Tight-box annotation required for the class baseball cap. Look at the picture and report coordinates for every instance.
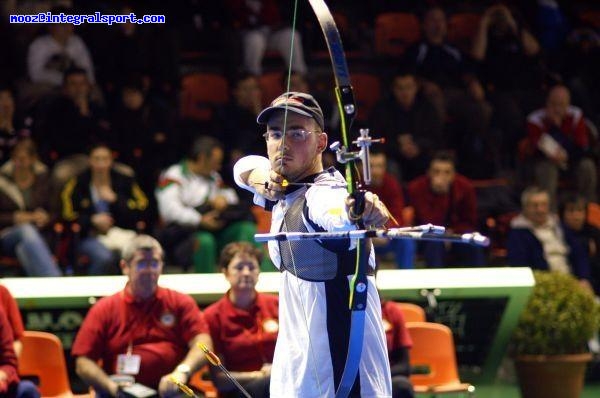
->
[257,92,324,130]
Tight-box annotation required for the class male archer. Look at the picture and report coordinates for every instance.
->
[233,92,393,397]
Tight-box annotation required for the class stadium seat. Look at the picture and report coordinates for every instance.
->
[19,330,91,397]
[374,13,421,57]
[407,322,476,397]
[180,73,229,121]
[397,302,426,323]
[188,365,218,398]
[447,13,481,52]
[351,73,381,122]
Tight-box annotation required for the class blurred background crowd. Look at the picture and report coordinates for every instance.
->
[0,0,599,295]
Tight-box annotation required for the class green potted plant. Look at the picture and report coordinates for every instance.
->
[511,270,600,398]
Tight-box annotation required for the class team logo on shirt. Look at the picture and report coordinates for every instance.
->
[263,318,279,333]
[382,318,392,332]
[160,312,176,327]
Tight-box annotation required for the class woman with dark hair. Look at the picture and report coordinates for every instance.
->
[60,142,149,274]
[560,192,600,295]
[203,242,279,397]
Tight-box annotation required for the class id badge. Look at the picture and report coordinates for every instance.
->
[117,353,141,375]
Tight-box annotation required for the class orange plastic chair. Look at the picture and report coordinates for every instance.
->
[397,303,426,323]
[351,73,381,122]
[19,331,91,398]
[180,73,229,121]
[258,72,284,107]
[374,13,421,57]
[447,13,481,52]
[188,365,218,398]
[579,10,600,29]
[407,322,475,397]
[251,205,272,234]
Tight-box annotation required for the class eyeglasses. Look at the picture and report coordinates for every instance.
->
[262,129,319,143]
[134,259,162,270]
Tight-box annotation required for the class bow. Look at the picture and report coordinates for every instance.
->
[270,3,490,397]
[305,1,369,396]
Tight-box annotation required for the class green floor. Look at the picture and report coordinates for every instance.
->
[415,382,600,397]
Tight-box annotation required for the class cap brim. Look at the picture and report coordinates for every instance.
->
[256,106,314,125]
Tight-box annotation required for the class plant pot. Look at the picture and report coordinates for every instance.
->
[514,353,592,398]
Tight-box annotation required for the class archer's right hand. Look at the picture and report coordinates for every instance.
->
[248,168,286,201]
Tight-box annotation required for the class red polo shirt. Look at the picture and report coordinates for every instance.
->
[203,292,279,372]
[0,285,24,341]
[71,286,208,389]
[0,306,19,394]
[407,174,477,233]
[371,173,406,227]
[381,300,413,354]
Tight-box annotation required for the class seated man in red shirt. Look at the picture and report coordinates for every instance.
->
[0,285,24,358]
[369,151,415,268]
[0,306,39,398]
[381,300,415,398]
[203,242,278,398]
[71,234,213,397]
[408,151,485,267]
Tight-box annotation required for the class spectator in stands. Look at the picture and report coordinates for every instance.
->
[110,77,174,195]
[215,73,265,172]
[507,186,593,292]
[524,84,596,204]
[368,68,443,181]
[224,0,308,76]
[35,67,110,166]
[60,143,149,275]
[381,300,415,398]
[155,136,257,273]
[26,6,95,88]
[0,284,24,358]
[559,192,600,295]
[404,5,495,179]
[72,235,212,397]
[472,3,543,167]
[561,28,600,129]
[0,306,39,398]
[284,71,335,133]
[472,4,542,91]
[93,5,179,100]
[0,139,61,276]
[408,151,484,267]
[204,242,278,397]
[0,86,32,165]
[369,151,415,268]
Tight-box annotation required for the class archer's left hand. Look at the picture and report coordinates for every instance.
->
[346,192,390,228]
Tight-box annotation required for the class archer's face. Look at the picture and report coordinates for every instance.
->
[265,111,327,182]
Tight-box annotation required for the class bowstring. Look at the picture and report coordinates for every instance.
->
[279,0,324,396]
